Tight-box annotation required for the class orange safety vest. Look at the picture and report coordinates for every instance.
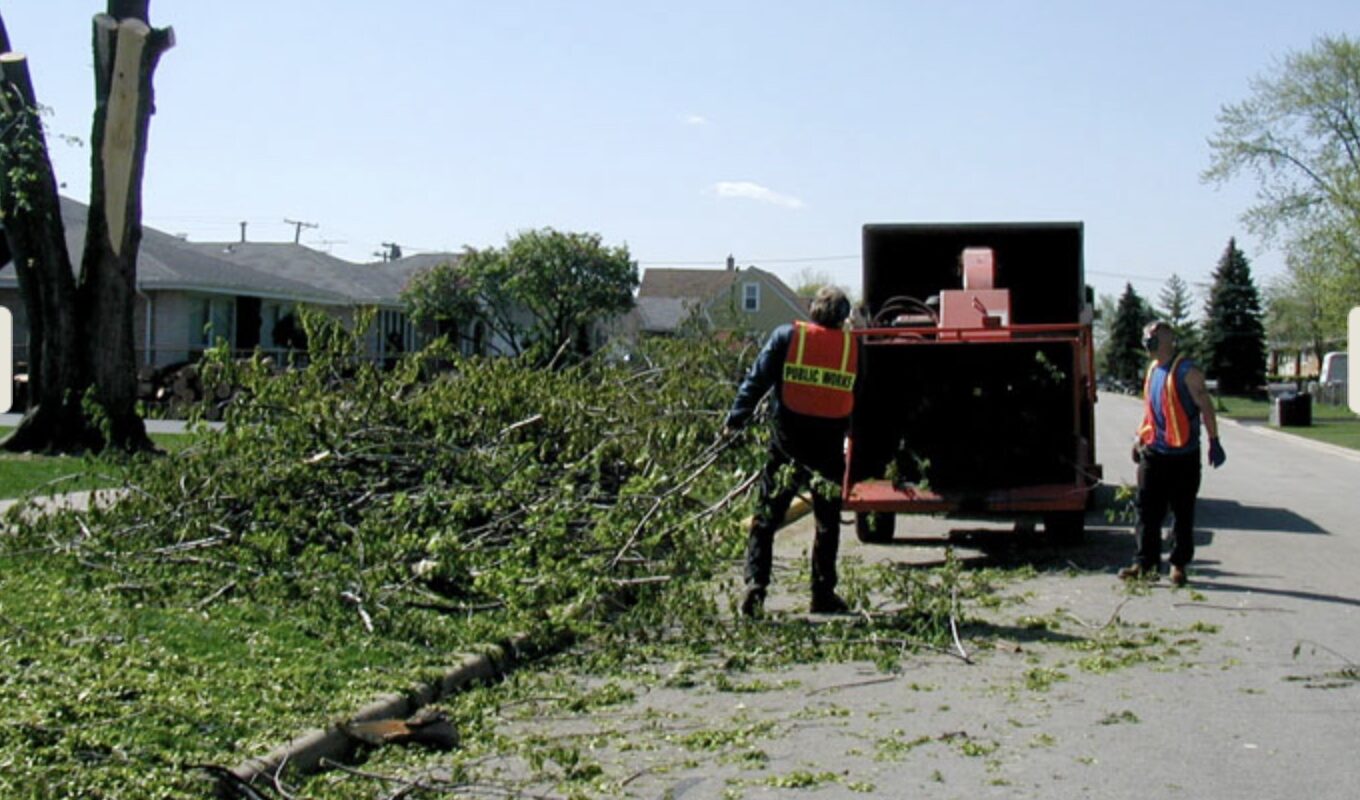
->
[1138,356,1192,448]
[781,321,857,418]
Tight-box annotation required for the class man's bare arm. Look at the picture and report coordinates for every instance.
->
[1184,367,1219,439]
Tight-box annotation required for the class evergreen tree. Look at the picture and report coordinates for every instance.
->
[1158,274,1202,363]
[1103,282,1156,387]
[1203,238,1267,395]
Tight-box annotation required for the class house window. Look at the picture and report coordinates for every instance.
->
[743,282,760,312]
[471,320,486,356]
[261,302,294,351]
[190,296,235,349]
[378,309,414,360]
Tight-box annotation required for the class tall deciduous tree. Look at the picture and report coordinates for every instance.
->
[791,267,832,299]
[1266,237,1347,374]
[1203,34,1360,347]
[400,259,480,347]
[1092,291,1118,356]
[1102,282,1156,386]
[0,3,173,453]
[1203,239,1267,395]
[402,229,637,364]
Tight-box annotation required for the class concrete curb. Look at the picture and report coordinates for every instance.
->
[224,498,810,790]
[229,631,540,787]
[1220,415,1360,463]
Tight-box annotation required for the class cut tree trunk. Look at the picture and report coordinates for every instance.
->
[0,52,94,452]
[0,4,173,454]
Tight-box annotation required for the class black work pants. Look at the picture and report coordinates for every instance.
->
[1134,450,1201,569]
[744,439,843,596]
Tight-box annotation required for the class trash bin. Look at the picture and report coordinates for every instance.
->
[1270,393,1312,427]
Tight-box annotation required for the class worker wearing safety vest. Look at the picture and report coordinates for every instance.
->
[723,286,857,617]
[1119,320,1226,587]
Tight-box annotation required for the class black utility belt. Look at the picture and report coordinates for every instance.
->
[1142,448,1199,461]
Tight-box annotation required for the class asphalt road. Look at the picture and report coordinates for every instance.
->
[442,392,1360,799]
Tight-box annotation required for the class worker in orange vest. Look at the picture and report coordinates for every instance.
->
[1119,320,1226,587]
[723,286,857,617]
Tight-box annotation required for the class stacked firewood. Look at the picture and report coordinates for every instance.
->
[138,362,236,420]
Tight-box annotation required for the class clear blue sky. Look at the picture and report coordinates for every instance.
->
[6,1,1360,308]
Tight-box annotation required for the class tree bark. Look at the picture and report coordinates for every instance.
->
[0,52,94,452]
[0,4,172,453]
[82,12,172,451]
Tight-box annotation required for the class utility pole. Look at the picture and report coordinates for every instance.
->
[283,218,318,244]
[239,221,247,243]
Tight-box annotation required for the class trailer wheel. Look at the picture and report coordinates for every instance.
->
[1043,511,1085,545]
[856,512,896,544]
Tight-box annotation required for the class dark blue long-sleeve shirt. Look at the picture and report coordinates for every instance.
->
[726,324,850,457]
[725,324,794,431]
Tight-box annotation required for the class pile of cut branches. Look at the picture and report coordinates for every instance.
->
[7,313,765,643]
[0,315,988,797]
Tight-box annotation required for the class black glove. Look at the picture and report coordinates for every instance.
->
[1208,437,1226,468]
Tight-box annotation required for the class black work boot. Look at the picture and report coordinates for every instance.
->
[809,591,850,614]
[740,587,766,619]
[1117,563,1159,582]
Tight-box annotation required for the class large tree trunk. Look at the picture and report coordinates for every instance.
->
[0,3,172,454]
[0,51,94,452]
[82,8,173,450]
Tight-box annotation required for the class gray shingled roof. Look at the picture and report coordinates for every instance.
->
[180,242,389,304]
[366,251,464,302]
[1,197,463,307]
[1,198,346,303]
[637,268,739,300]
[638,265,806,316]
[635,296,696,332]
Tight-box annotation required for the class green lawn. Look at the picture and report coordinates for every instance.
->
[0,551,487,799]
[0,430,192,499]
[1215,395,1360,450]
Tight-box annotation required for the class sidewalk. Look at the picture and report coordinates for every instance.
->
[0,488,125,519]
[0,413,219,434]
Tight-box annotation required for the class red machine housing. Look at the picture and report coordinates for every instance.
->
[845,223,1100,542]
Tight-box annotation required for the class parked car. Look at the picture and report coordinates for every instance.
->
[1320,351,1348,387]
[1318,351,1349,407]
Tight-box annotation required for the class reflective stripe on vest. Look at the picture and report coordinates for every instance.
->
[781,321,857,418]
[1138,356,1192,448]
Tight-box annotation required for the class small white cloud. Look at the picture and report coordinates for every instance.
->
[712,181,805,209]
[682,113,709,126]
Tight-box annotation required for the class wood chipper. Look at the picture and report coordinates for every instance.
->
[844,222,1100,543]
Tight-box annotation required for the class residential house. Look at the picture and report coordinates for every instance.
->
[176,240,444,365]
[627,256,809,338]
[1267,341,1344,380]
[0,197,484,380]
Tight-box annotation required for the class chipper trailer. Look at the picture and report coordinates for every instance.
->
[844,222,1100,543]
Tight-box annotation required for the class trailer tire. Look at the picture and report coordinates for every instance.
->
[855,512,896,544]
[1043,511,1085,545]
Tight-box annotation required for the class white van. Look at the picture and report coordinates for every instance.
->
[1318,352,1349,407]
[1320,352,1348,386]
